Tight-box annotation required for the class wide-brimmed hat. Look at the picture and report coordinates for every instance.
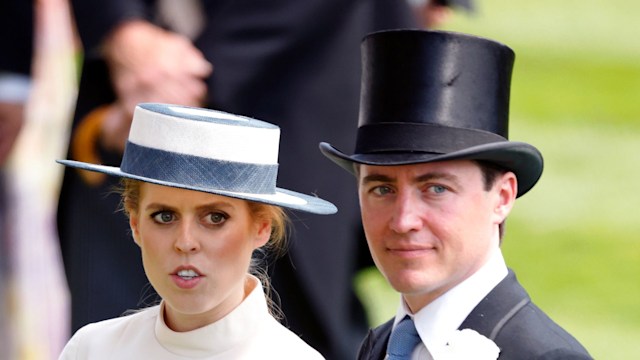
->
[58,103,337,214]
[319,30,543,197]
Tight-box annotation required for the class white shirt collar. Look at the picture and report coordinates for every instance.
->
[392,249,508,359]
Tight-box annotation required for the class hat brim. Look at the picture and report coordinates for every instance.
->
[319,141,543,197]
[57,160,337,215]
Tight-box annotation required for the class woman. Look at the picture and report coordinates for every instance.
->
[57,103,336,359]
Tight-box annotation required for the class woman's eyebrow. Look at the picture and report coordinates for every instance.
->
[194,201,234,213]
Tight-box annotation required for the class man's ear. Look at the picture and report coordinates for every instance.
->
[129,212,141,247]
[493,172,517,224]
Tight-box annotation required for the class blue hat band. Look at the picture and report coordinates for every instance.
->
[121,142,278,194]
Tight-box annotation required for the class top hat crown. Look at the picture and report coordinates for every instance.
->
[320,30,543,197]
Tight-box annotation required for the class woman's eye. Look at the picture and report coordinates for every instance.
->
[207,212,228,225]
[152,211,174,224]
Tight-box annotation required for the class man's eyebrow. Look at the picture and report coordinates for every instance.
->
[415,172,459,184]
[361,173,395,184]
[361,171,461,185]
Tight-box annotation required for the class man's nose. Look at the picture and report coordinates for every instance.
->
[389,192,423,234]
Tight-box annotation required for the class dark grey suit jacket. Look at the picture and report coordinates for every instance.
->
[357,270,592,360]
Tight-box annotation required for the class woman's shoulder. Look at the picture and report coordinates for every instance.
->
[58,306,160,359]
[79,305,159,335]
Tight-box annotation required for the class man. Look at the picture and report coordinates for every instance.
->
[320,30,592,359]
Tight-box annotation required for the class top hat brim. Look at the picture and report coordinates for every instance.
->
[319,141,543,197]
[57,160,337,215]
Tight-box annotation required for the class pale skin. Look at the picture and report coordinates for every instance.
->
[128,183,271,332]
[358,160,517,313]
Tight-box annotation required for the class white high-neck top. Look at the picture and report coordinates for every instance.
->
[59,275,324,359]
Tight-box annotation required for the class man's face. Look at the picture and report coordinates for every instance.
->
[358,160,515,312]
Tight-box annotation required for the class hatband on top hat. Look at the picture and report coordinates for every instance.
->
[58,103,337,214]
[319,30,543,197]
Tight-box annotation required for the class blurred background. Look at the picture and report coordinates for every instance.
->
[2,0,638,359]
[357,1,640,359]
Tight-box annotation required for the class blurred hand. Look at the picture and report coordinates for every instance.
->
[414,3,452,29]
[0,101,25,165]
[102,20,213,114]
[99,102,131,154]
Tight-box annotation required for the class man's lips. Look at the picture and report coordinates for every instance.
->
[387,245,436,257]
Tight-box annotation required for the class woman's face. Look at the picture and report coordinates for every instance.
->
[128,183,271,332]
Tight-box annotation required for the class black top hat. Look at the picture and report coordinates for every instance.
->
[320,30,543,197]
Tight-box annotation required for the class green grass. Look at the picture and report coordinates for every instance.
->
[355,1,640,359]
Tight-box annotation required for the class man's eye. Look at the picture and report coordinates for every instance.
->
[207,212,228,225]
[429,185,447,194]
[372,186,393,196]
[152,211,174,224]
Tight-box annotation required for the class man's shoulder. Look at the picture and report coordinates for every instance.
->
[492,300,592,359]
[462,270,592,359]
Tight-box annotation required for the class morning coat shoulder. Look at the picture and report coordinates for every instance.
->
[460,270,592,359]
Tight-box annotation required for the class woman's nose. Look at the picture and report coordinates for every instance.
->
[174,223,200,253]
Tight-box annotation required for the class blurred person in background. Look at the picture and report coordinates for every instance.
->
[57,1,473,358]
[0,0,33,356]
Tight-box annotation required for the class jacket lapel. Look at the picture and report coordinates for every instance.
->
[360,270,531,359]
[458,269,530,340]
[358,318,393,360]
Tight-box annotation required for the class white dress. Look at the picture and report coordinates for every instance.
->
[58,276,324,359]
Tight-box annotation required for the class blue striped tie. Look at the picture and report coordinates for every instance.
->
[387,316,421,359]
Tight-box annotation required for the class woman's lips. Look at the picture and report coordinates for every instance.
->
[171,266,203,289]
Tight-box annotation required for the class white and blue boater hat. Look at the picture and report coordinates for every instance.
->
[58,103,337,215]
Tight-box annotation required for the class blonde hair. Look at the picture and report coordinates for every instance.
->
[119,178,289,318]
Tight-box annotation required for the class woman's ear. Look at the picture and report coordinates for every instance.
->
[492,171,517,224]
[129,212,141,247]
[254,218,272,249]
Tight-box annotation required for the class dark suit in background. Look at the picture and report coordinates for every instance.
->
[0,0,33,76]
[0,0,34,355]
[57,1,417,358]
[357,271,592,360]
